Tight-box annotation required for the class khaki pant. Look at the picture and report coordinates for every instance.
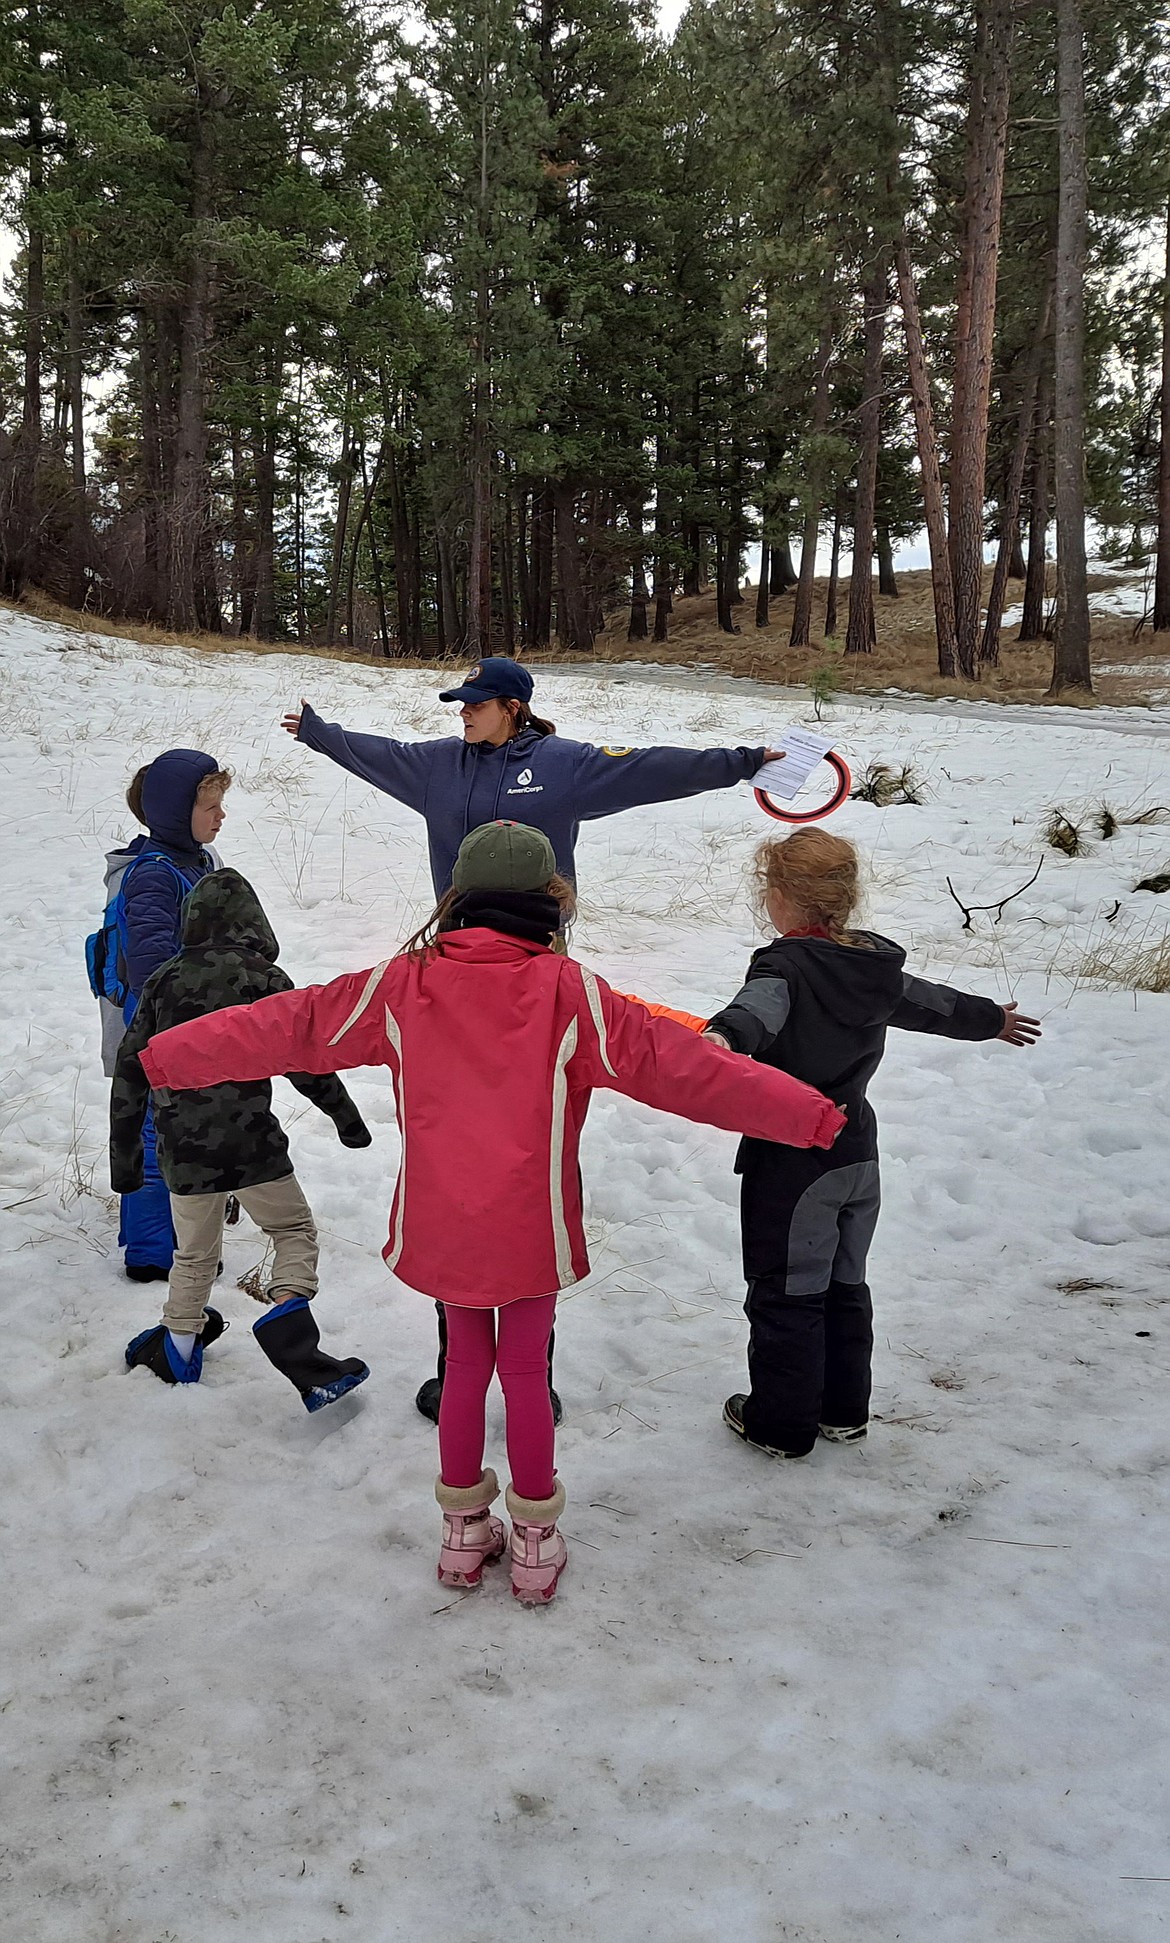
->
[163,1174,319,1336]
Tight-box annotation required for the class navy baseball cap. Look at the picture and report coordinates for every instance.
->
[439,656,535,706]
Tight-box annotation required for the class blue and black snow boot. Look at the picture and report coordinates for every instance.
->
[252,1296,369,1414]
[124,1308,228,1386]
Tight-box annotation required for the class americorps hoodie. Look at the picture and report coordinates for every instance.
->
[296,705,768,894]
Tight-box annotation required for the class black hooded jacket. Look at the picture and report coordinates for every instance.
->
[705,930,1005,1173]
[111,869,371,1196]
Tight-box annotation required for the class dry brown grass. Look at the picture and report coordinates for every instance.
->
[594,566,1170,709]
[1079,931,1170,992]
[5,566,1168,708]
[1,587,580,677]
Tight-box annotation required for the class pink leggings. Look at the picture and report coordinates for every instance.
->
[438,1295,558,1502]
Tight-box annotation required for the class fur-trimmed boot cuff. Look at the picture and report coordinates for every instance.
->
[436,1468,500,1514]
[505,1480,566,1524]
[435,1470,505,1588]
[506,1480,567,1605]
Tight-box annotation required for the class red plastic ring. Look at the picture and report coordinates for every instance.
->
[754,751,853,824]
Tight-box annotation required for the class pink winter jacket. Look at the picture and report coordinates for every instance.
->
[141,929,845,1305]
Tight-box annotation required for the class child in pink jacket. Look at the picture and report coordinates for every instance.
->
[141,821,844,1605]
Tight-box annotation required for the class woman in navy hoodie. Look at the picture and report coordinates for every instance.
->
[109,749,229,1279]
[283,659,784,1419]
[281,657,784,897]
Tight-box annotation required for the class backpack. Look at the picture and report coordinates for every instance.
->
[87,850,192,1073]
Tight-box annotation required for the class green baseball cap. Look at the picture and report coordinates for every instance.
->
[452,821,557,893]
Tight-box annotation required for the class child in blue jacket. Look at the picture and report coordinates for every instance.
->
[105,750,230,1279]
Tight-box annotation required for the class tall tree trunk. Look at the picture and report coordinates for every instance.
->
[824,509,843,636]
[681,378,703,596]
[137,308,166,621]
[715,530,740,634]
[845,256,886,656]
[876,521,899,597]
[466,54,492,655]
[167,99,216,634]
[66,248,87,610]
[5,81,45,598]
[436,526,461,653]
[1019,366,1053,639]
[252,414,278,641]
[230,429,254,636]
[755,540,770,626]
[1154,196,1170,633]
[325,373,355,645]
[293,357,307,641]
[948,0,1016,679]
[652,422,673,642]
[532,485,554,647]
[627,501,649,639]
[790,300,835,648]
[1047,0,1092,696]
[981,280,1053,664]
[896,240,958,675]
[358,442,391,657]
[553,481,593,654]
[500,482,516,655]
[772,530,798,593]
[385,440,414,653]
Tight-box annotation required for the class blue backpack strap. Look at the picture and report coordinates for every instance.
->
[87,851,194,1007]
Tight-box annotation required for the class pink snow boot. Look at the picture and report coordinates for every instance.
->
[506,1480,568,1606]
[435,1470,506,1588]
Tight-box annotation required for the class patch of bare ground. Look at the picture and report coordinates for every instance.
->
[594,567,1168,709]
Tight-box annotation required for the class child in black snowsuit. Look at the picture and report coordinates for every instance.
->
[111,868,373,1411]
[704,829,1041,1458]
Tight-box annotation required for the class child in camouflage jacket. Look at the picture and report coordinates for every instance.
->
[111,868,373,1411]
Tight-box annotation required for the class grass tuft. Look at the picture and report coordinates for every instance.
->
[1079,931,1170,991]
[851,761,927,807]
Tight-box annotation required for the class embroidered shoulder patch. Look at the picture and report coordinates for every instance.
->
[601,746,632,757]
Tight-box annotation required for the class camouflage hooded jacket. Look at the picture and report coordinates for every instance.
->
[110,869,371,1196]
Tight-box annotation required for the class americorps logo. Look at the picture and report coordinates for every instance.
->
[516,767,533,786]
[507,764,543,796]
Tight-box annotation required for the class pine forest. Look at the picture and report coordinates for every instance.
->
[2,0,1170,698]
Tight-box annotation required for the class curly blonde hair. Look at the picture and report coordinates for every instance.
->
[753,829,866,944]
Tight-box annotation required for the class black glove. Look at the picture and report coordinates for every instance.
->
[337,1117,373,1149]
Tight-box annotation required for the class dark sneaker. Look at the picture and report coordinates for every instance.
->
[415,1376,562,1427]
[125,1324,203,1385]
[819,1421,868,1444]
[722,1394,812,1459]
[124,1263,171,1284]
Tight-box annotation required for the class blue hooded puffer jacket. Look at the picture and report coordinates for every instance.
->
[297,706,766,895]
[118,749,221,997]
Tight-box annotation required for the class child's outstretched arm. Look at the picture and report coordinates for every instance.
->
[258,966,373,1145]
[140,961,397,1093]
[285,1071,373,1147]
[891,974,1040,1045]
[573,969,843,1150]
[703,971,793,1057]
[284,700,438,813]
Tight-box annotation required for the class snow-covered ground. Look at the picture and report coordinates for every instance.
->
[2,608,1169,1942]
